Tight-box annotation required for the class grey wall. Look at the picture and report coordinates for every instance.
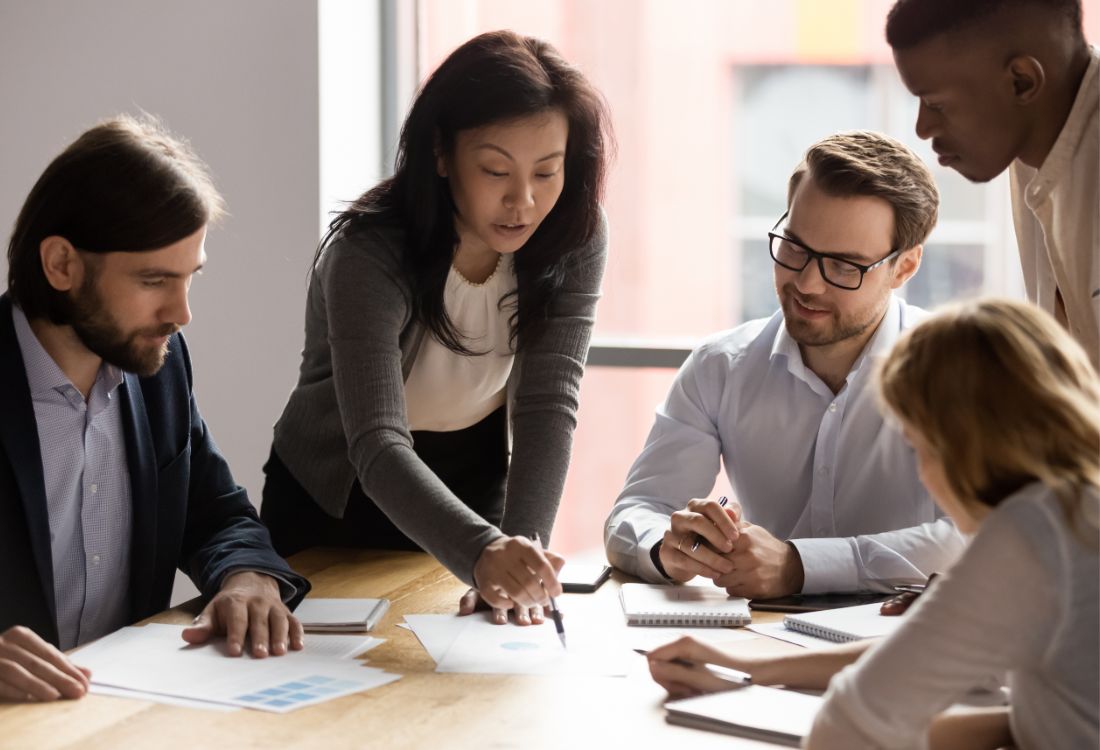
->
[0,0,322,602]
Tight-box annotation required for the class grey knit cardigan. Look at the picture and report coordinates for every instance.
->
[272,212,608,586]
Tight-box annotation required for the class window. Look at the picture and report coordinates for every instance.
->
[401,0,1092,557]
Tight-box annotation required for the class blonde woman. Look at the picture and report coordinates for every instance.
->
[646,298,1099,750]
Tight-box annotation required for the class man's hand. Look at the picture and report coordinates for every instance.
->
[465,536,564,625]
[658,498,743,582]
[712,522,805,599]
[181,571,303,658]
[0,626,90,702]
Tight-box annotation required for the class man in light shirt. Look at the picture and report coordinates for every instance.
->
[0,117,310,703]
[604,131,965,599]
[888,0,1099,368]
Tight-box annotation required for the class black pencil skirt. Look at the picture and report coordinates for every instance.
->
[260,406,509,558]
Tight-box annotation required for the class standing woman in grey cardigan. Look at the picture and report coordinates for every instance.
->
[262,30,613,626]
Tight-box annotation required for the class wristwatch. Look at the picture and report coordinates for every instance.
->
[649,540,674,581]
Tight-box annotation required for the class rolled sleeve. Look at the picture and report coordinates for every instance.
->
[790,537,861,594]
[605,507,672,583]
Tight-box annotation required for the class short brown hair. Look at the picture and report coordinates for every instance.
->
[878,298,1100,537]
[787,131,939,252]
[7,114,225,322]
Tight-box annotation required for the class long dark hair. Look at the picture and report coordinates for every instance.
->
[7,114,224,323]
[318,30,612,354]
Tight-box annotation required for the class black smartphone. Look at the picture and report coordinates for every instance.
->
[558,563,612,593]
[748,592,891,613]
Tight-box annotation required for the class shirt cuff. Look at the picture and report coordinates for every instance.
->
[788,537,860,594]
[635,528,674,583]
[221,567,298,603]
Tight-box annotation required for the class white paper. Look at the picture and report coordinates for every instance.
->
[303,633,385,659]
[73,624,399,713]
[91,684,241,711]
[745,622,835,650]
[403,614,463,663]
[626,625,758,651]
[433,614,631,676]
[405,592,637,676]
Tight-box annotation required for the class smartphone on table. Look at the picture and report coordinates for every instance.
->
[557,562,612,593]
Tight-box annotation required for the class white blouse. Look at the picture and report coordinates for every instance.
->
[808,482,1100,750]
[404,253,517,432]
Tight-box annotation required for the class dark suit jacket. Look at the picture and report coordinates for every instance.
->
[0,294,309,646]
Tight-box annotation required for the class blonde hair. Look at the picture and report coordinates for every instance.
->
[877,299,1100,536]
[788,130,939,252]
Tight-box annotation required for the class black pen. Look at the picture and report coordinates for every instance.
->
[633,648,751,686]
[690,496,729,553]
[533,533,566,649]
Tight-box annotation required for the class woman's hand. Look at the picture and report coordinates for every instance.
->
[461,536,564,624]
[457,589,551,625]
[646,636,760,699]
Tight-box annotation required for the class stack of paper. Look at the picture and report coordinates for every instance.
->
[73,623,396,713]
[665,685,824,746]
[294,598,390,632]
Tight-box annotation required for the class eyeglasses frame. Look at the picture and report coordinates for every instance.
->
[767,211,901,291]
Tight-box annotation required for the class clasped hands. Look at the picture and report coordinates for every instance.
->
[659,497,805,599]
[459,535,564,625]
[0,570,297,703]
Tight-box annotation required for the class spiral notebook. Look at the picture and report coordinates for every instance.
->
[665,685,822,746]
[619,584,751,626]
[782,601,904,643]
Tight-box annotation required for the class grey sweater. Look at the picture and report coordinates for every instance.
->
[272,214,608,586]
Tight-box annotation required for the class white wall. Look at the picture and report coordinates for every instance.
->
[0,0,348,603]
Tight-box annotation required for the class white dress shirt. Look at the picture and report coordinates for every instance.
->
[604,296,965,593]
[1009,46,1099,369]
[811,482,1100,750]
[404,253,517,431]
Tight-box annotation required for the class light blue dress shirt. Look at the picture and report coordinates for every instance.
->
[12,305,132,649]
[604,296,965,593]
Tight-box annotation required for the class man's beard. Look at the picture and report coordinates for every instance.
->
[780,285,878,348]
[60,276,178,376]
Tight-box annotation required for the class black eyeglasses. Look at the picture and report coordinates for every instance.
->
[767,212,900,291]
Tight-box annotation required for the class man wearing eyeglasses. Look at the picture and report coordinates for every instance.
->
[604,131,965,600]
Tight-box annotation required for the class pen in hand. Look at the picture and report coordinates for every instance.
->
[533,533,567,649]
[690,496,730,553]
[633,648,751,686]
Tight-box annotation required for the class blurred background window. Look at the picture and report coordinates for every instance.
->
[395,0,1096,558]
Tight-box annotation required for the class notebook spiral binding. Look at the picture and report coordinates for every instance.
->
[629,613,751,627]
[782,621,854,643]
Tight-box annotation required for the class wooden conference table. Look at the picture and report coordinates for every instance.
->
[0,548,803,750]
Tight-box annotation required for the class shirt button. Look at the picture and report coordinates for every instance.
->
[818,465,831,475]
[89,484,98,494]
[828,402,837,413]
[92,555,101,565]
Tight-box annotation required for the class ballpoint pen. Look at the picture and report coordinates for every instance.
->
[633,648,751,686]
[690,496,729,553]
[533,533,567,649]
